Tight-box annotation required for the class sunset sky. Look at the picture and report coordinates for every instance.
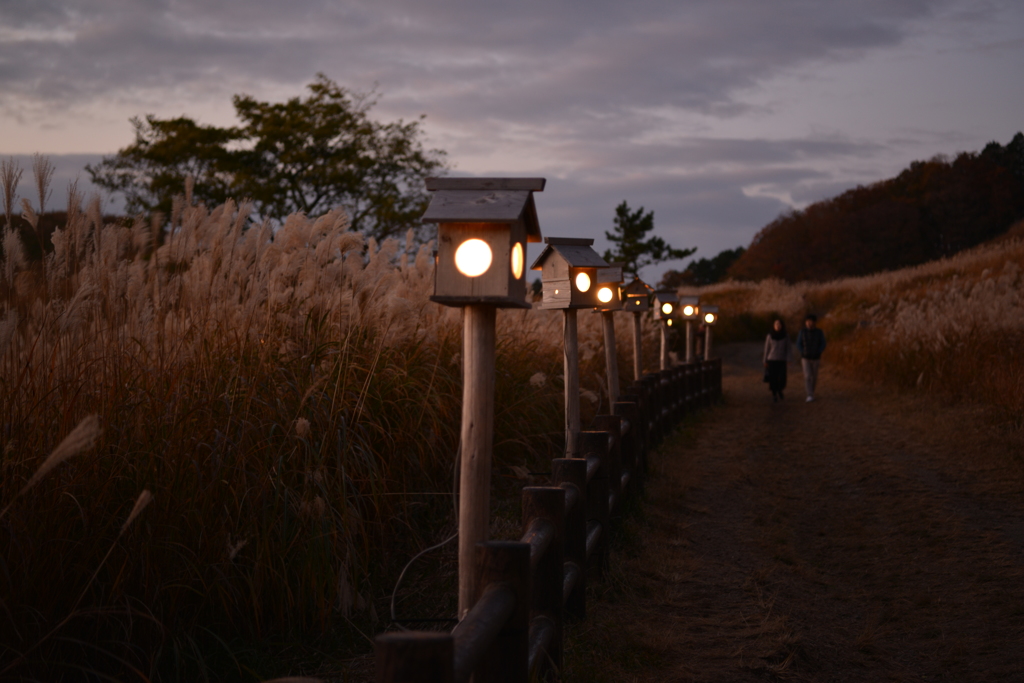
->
[2,0,1022,281]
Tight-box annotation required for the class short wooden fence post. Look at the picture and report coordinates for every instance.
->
[613,398,642,485]
[591,415,622,515]
[642,375,660,445]
[376,633,454,683]
[685,364,696,414]
[552,458,587,620]
[579,430,610,575]
[672,366,685,424]
[466,542,530,683]
[522,487,565,676]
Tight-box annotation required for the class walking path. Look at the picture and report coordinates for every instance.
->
[567,343,1024,682]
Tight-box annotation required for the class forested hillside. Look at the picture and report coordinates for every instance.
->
[728,133,1024,282]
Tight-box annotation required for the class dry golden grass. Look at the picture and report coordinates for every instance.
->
[0,181,666,680]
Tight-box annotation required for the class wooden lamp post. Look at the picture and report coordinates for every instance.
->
[620,277,652,380]
[531,237,607,458]
[422,176,545,618]
[594,262,624,406]
[678,296,700,363]
[652,291,679,370]
[701,305,719,360]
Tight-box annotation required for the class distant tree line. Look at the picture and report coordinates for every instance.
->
[658,246,746,289]
[727,132,1024,282]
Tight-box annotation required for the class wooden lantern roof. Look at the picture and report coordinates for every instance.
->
[421,177,544,243]
[621,277,652,296]
[530,237,608,271]
[600,262,625,284]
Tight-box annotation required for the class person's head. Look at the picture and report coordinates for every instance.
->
[804,313,818,329]
[773,319,785,333]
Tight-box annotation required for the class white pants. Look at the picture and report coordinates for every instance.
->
[802,358,820,397]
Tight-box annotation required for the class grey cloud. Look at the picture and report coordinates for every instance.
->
[1,0,947,120]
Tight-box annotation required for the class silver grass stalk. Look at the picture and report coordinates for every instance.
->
[121,489,153,534]
[0,414,102,519]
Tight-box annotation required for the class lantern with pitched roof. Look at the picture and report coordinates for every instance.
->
[421,176,546,620]
[679,296,700,320]
[620,277,651,313]
[619,276,651,380]
[652,291,679,321]
[530,237,609,309]
[701,305,719,361]
[423,177,544,308]
[594,262,624,312]
[593,262,625,406]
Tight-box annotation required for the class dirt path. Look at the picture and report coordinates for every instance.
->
[566,343,1024,682]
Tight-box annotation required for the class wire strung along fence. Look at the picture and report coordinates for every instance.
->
[375,358,722,683]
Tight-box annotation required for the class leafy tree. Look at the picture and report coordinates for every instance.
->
[88,74,447,241]
[87,116,239,217]
[659,246,745,288]
[602,201,695,277]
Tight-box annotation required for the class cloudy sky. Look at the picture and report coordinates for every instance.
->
[2,0,1022,281]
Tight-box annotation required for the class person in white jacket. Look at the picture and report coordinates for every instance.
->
[763,319,791,402]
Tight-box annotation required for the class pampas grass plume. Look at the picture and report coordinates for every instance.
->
[121,489,153,534]
[1,414,102,519]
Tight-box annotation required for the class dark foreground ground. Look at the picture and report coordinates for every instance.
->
[563,343,1024,682]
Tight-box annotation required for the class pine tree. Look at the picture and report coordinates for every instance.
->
[602,201,695,277]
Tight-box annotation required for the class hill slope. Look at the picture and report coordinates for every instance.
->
[728,132,1024,283]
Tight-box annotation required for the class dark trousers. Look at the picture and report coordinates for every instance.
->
[766,360,787,395]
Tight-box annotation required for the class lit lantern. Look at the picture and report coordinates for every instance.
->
[679,296,700,320]
[701,305,719,361]
[530,237,609,309]
[652,291,679,321]
[620,277,652,312]
[421,176,546,619]
[423,177,545,308]
[619,277,652,381]
[594,262,624,312]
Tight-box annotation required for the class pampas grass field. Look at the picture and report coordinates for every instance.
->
[0,177,660,680]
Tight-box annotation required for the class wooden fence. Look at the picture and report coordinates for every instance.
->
[374,359,722,683]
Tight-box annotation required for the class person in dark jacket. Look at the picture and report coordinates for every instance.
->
[796,313,826,402]
[763,319,790,402]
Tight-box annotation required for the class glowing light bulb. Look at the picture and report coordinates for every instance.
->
[704,313,715,324]
[683,305,694,316]
[598,286,613,304]
[667,318,673,326]
[575,272,591,292]
[454,239,492,277]
[661,303,673,315]
[510,243,524,279]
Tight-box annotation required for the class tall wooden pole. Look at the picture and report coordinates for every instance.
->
[685,320,694,364]
[601,310,620,405]
[705,325,713,361]
[659,322,670,371]
[563,308,580,458]
[458,304,496,618]
[632,312,643,381]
